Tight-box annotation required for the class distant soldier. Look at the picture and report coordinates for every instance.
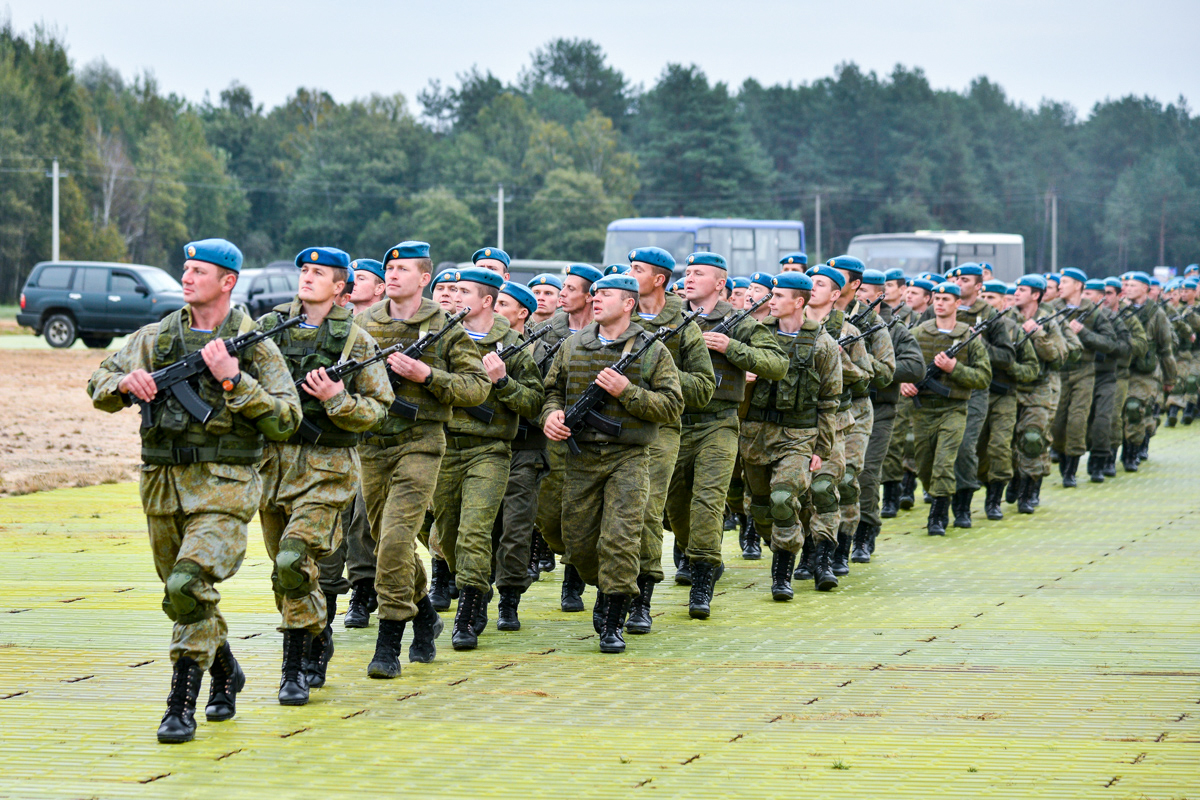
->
[347,258,387,314]
[528,273,563,327]
[1120,271,1176,469]
[1083,279,1130,483]
[430,268,459,312]
[87,238,302,743]
[778,252,808,273]
[1102,277,1148,478]
[881,277,936,514]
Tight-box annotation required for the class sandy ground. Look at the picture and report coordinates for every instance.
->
[0,346,142,496]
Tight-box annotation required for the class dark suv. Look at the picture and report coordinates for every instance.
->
[230,262,299,318]
[17,261,187,348]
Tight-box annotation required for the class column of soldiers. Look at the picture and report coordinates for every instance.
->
[88,235,1196,745]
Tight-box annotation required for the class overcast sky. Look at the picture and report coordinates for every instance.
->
[9,0,1199,117]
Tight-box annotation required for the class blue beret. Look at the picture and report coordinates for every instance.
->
[1005,284,1017,295]
[566,264,603,286]
[472,247,510,268]
[1016,274,1047,291]
[934,281,961,297]
[1150,278,1162,287]
[294,246,351,270]
[911,278,937,293]
[979,262,994,273]
[1084,279,1106,292]
[528,273,563,290]
[687,252,727,270]
[603,264,630,276]
[808,265,846,289]
[1183,278,1198,289]
[184,238,243,273]
[947,263,983,278]
[861,269,886,286]
[724,278,734,292]
[628,246,675,272]
[343,267,355,284]
[884,268,906,283]
[500,281,538,314]
[671,279,685,291]
[749,271,775,288]
[432,268,458,286]
[385,241,430,262]
[827,255,865,275]
[1120,271,1151,286]
[1184,264,1199,276]
[1045,272,1061,284]
[779,251,808,267]
[1165,278,1181,290]
[351,258,385,282]
[454,267,504,289]
[730,276,751,289]
[917,272,939,281]
[1060,267,1088,284]
[593,274,639,294]
[982,279,1008,294]
[1104,277,1122,290]
[772,272,813,291]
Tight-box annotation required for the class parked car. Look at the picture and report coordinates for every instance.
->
[230,262,299,319]
[17,261,187,348]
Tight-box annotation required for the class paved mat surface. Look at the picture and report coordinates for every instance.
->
[1,427,1198,798]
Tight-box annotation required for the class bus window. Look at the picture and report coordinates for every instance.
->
[776,228,800,259]
[604,231,695,265]
[755,229,776,267]
[698,227,731,258]
[975,244,994,256]
[730,229,755,274]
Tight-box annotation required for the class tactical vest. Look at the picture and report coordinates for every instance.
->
[746,323,821,428]
[914,322,974,401]
[1131,304,1159,374]
[698,307,748,406]
[141,308,265,465]
[560,328,658,446]
[850,303,884,397]
[261,304,360,447]
[359,301,455,435]
[824,310,856,411]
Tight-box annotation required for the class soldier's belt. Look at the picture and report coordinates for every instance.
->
[289,418,359,448]
[911,394,964,409]
[141,444,262,466]
[745,407,818,428]
[444,430,503,450]
[989,380,1011,396]
[680,408,739,426]
[362,425,436,449]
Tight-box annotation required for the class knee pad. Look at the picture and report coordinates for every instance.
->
[1124,397,1144,424]
[837,466,859,506]
[1186,375,1199,394]
[768,489,796,525]
[272,538,314,600]
[810,476,839,515]
[162,560,210,624]
[749,495,773,529]
[1018,428,1045,458]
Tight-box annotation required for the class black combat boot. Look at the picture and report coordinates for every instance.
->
[497,587,521,632]
[688,561,716,619]
[985,481,1005,520]
[1121,439,1139,472]
[850,522,872,563]
[560,563,585,612]
[526,532,542,583]
[737,516,750,555]
[278,629,311,706]
[1138,435,1150,463]
[429,558,452,611]
[305,596,337,689]
[591,591,608,634]
[408,595,443,663]
[599,594,632,654]
[673,542,692,585]
[205,641,245,722]
[157,656,203,744]
[451,586,482,650]
[880,481,900,518]
[344,578,375,628]
[1167,405,1179,427]
[793,538,814,581]
[1061,455,1079,488]
[813,539,839,592]
[1184,402,1197,425]
[368,618,405,678]
[952,488,974,528]
[625,575,655,635]
[1049,447,1061,464]
[1102,450,1118,478]
[722,506,737,531]
[1088,453,1105,483]
[923,491,933,504]
[898,471,917,510]
[447,572,460,600]
[741,516,762,560]
[770,548,796,601]
[928,497,949,536]
[1017,475,1036,515]
[831,531,851,576]
[867,524,879,554]
[1031,477,1043,507]
[1005,475,1020,504]
[539,537,556,573]
[472,586,491,636]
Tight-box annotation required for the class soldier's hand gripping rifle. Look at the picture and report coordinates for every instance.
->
[136,313,307,429]
[461,324,553,424]
[708,292,772,388]
[911,308,1010,408]
[561,309,702,456]
[385,308,469,420]
[1013,303,1078,350]
[846,295,884,328]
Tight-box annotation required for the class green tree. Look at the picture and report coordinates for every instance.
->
[403,187,483,264]
[525,168,616,261]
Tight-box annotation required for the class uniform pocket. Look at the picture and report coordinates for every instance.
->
[207,462,254,482]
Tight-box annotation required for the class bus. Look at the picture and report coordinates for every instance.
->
[603,218,806,277]
[846,231,1026,282]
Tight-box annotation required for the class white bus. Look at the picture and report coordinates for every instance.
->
[604,217,806,277]
[847,231,1026,282]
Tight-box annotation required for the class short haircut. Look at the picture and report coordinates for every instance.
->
[331,267,349,287]
[415,257,434,275]
[778,287,811,305]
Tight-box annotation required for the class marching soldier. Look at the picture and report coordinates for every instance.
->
[1084,279,1130,482]
[1102,277,1148,478]
[882,277,936,514]
[1120,271,1176,469]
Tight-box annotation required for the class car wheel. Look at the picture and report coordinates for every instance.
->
[43,314,77,348]
[81,336,114,349]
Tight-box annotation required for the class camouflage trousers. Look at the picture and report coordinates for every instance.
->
[726,452,746,516]
[638,423,681,581]
[977,390,1018,484]
[859,401,897,530]
[1087,370,1118,455]
[1013,402,1053,479]
[882,398,915,482]
[665,414,739,568]
[1110,377,1129,448]
[317,487,373,596]
[953,388,990,491]
[738,420,819,554]
[1052,367,1095,457]
[1167,353,1196,409]
[839,398,873,535]
[561,443,649,597]
[536,441,567,556]
[1124,372,1160,443]
[141,461,261,670]
[359,424,444,623]
[432,437,511,593]
[492,448,549,591]
[914,399,968,499]
[259,442,355,634]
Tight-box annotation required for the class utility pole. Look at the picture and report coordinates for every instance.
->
[46,158,64,261]
[1050,190,1058,273]
[496,183,505,251]
[814,192,822,264]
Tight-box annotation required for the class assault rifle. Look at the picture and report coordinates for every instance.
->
[385,308,469,420]
[1012,304,1079,349]
[1169,306,1195,324]
[561,310,702,455]
[537,336,566,374]
[911,308,1010,408]
[709,292,772,336]
[838,317,896,349]
[846,295,884,328]
[460,325,553,425]
[136,313,306,429]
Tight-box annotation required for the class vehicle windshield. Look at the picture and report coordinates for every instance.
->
[847,239,940,274]
[140,270,183,292]
[230,271,261,302]
[604,231,695,266]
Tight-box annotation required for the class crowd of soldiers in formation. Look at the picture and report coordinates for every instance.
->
[86,236,1200,744]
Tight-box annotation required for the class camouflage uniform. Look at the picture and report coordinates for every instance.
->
[1165,306,1196,414]
[949,300,1015,493]
[357,298,489,623]
[840,300,895,539]
[535,312,584,557]
[1012,305,1069,481]
[1125,302,1177,444]
[977,315,1040,485]
[882,305,922,489]
[1085,306,1132,463]
[1110,310,1147,451]
[1052,300,1119,457]
[87,306,301,668]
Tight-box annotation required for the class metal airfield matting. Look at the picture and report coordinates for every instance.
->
[1,432,1198,799]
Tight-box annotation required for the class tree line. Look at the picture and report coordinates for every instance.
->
[2,22,1198,303]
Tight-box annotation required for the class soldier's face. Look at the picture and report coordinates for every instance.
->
[809,276,839,308]
[954,275,980,302]
[1103,287,1121,309]
[455,282,493,318]
[1059,276,1084,299]
[748,284,770,304]
[1122,280,1148,303]
[684,264,723,302]
[560,276,591,314]
[884,280,905,305]
[629,261,667,296]
[350,272,383,306]
[1014,285,1040,310]
[432,282,457,311]
[932,293,958,318]
[857,284,884,304]
[530,284,560,316]
[298,264,344,304]
[475,259,508,279]
[1185,288,1197,303]
[779,263,806,273]
[1043,283,1059,301]
[494,294,529,329]
[1149,286,1161,300]
[982,291,1006,312]
[730,287,748,308]
[384,259,430,300]
[768,288,803,319]
[181,260,237,305]
[905,286,929,310]
[592,288,637,325]
[1082,289,1105,305]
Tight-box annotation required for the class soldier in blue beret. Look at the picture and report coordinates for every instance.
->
[672,278,686,297]
[336,261,356,308]
[603,263,631,276]
[527,274,562,326]
[348,259,387,313]
[886,274,936,517]
[87,238,303,741]
[430,268,459,312]
[1185,264,1200,277]
[860,269,886,287]
[627,246,676,273]
[729,276,751,309]
[979,262,994,280]
[778,251,808,272]
[746,272,775,320]
[472,247,511,274]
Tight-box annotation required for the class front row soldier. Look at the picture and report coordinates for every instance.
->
[900,282,991,536]
[255,247,392,705]
[540,274,684,653]
[88,238,303,744]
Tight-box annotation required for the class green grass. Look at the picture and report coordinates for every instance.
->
[0,304,20,321]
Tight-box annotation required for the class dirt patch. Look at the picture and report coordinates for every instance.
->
[0,349,141,496]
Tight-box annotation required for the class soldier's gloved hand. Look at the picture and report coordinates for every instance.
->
[544,410,571,441]
[388,352,432,383]
[302,367,344,401]
[595,367,630,398]
[933,352,957,372]
[482,352,507,383]
[201,339,239,383]
[119,369,158,402]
